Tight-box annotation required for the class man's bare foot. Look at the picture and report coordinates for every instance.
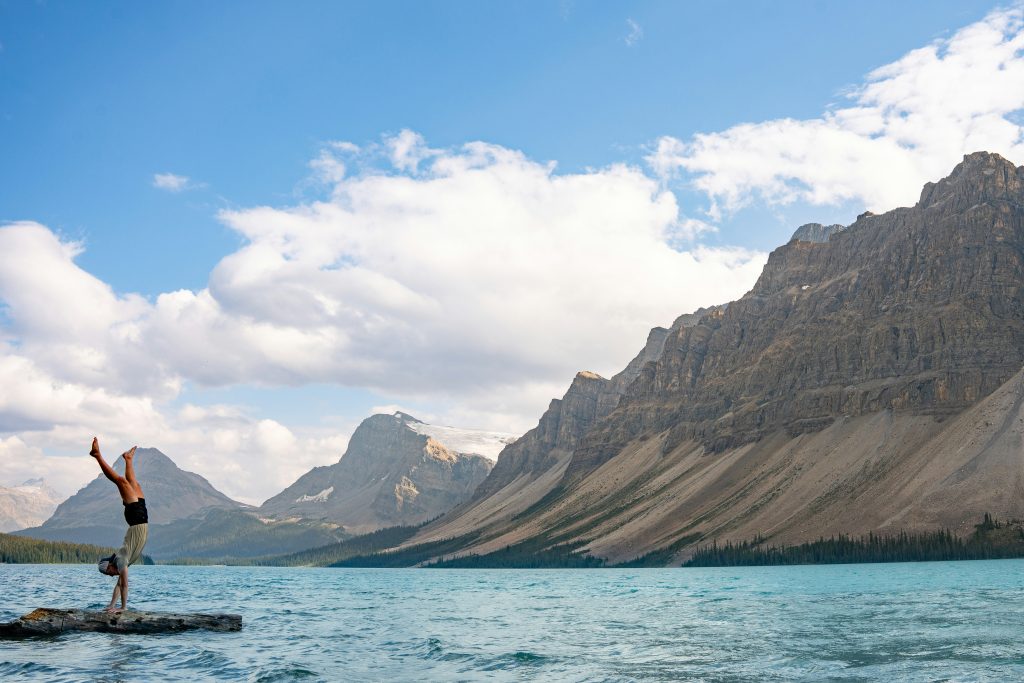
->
[122,446,137,462]
[90,437,101,459]
[103,605,122,614]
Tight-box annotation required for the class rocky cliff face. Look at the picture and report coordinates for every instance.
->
[0,479,62,532]
[402,152,1024,564]
[568,151,1024,482]
[468,316,690,503]
[790,222,846,243]
[259,413,497,534]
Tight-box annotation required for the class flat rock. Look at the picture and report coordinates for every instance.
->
[0,608,242,637]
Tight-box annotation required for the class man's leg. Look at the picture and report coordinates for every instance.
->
[122,446,143,498]
[89,438,136,503]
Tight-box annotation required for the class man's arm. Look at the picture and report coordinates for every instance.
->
[117,567,129,611]
[106,583,121,612]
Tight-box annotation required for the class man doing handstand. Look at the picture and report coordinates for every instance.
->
[90,437,148,613]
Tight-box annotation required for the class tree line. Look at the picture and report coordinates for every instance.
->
[684,515,1024,567]
[0,532,154,565]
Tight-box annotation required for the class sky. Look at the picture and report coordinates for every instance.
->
[1,1,1023,504]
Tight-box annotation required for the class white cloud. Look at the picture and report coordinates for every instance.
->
[0,348,353,503]
[198,138,764,399]
[648,6,1024,216]
[625,18,643,47]
[0,137,767,501]
[0,436,93,499]
[152,172,193,192]
[385,129,438,172]
[309,151,347,184]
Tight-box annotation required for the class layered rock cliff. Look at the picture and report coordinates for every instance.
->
[568,151,1024,482]
[259,413,499,534]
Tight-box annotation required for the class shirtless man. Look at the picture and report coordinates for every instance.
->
[90,437,149,613]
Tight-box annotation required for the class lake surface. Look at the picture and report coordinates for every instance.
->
[2,560,1023,681]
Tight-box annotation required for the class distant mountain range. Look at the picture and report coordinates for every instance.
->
[0,479,62,532]
[16,448,344,560]
[38,448,239,537]
[348,151,1024,567]
[17,415,515,559]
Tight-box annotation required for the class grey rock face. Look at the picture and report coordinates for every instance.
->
[470,372,613,501]
[790,222,846,243]
[567,151,1024,481]
[468,313,703,501]
[259,413,494,533]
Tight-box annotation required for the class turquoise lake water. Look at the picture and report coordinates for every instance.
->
[2,560,1023,681]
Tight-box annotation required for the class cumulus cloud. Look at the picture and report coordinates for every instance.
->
[0,138,767,500]
[625,18,643,47]
[0,346,352,503]
[199,138,764,399]
[648,6,1024,217]
[152,172,193,192]
[385,129,438,172]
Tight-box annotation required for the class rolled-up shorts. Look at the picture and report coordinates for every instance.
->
[114,523,148,568]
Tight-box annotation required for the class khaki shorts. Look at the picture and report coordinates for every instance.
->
[115,523,148,568]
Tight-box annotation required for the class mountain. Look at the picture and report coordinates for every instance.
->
[17,448,346,559]
[381,151,1024,566]
[24,448,241,544]
[0,479,63,532]
[259,412,504,534]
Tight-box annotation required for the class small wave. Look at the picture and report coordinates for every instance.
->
[165,650,229,669]
[479,651,553,671]
[255,666,320,681]
[422,637,445,658]
[413,638,480,664]
[0,661,62,676]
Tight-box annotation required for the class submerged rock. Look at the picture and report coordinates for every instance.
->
[0,607,242,637]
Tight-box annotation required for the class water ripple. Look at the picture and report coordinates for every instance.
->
[2,561,1024,681]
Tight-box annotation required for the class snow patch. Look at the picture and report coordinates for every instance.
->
[296,486,334,503]
[408,423,518,461]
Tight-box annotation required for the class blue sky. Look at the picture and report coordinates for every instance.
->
[2,0,999,290]
[1,1,1022,501]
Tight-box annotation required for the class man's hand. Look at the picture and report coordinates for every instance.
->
[89,437,101,459]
